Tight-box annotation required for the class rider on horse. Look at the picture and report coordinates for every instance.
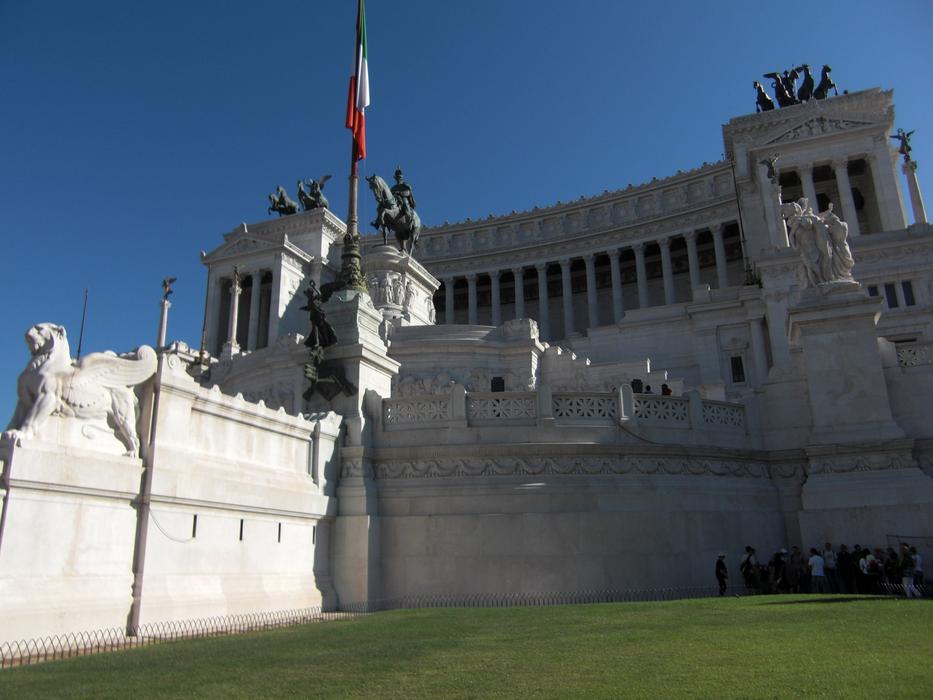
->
[390,167,417,227]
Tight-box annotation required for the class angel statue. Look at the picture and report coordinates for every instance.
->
[297,174,332,211]
[891,128,914,163]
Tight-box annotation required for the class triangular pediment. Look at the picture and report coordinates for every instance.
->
[201,235,279,263]
[764,116,876,146]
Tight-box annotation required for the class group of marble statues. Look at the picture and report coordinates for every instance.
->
[781,198,855,288]
[754,64,837,112]
[268,175,331,217]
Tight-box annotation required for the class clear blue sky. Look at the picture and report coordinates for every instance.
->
[2,0,931,423]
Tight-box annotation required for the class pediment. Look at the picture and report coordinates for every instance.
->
[763,116,876,146]
[202,235,279,263]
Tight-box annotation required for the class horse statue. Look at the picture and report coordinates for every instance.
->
[754,81,775,112]
[366,173,421,254]
[297,175,331,211]
[796,64,814,102]
[813,64,838,100]
[268,185,299,216]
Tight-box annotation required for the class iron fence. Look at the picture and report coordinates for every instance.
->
[2,583,924,669]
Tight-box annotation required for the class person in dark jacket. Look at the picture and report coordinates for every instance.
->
[715,553,729,596]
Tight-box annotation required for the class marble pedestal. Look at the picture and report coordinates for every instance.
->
[320,289,399,607]
[786,283,904,446]
[787,284,933,545]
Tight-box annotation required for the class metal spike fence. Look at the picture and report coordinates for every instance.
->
[2,583,924,669]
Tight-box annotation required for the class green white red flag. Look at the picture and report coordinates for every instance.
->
[345,0,369,161]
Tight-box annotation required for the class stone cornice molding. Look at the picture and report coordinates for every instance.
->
[423,203,740,277]
[722,88,894,159]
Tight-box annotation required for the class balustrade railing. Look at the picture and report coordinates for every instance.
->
[551,392,618,420]
[633,395,689,423]
[381,387,746,434]
[467,392,537,422]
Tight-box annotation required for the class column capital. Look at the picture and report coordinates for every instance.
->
[605,247,621,259]
[631,241,646,254]
[558,258,572,269]
[582,253,595,264]
[442,276,456,285]
[797,162,814,174]
[488,268,501,280]
[466,272,477,282]
[534,262,548,273]
[657,236,671,249]
[830,158,849,172]
[683,230,697,243]
[710,223,725,237]
[511,266,525,277]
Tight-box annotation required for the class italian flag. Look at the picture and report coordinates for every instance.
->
[345,0,369,161]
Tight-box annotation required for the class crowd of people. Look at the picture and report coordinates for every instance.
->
[715,542,925,597]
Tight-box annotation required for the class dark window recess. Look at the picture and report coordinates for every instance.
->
[867,285,879,297]
[192,514,198,539]
[491,377,505,392]
[816,193,831,212]
[277,522,282,544]
[902,281,916,306]
[730,356,746,384]
[884,283,899,309]
[239,519,244,542]
[312,525,317,545]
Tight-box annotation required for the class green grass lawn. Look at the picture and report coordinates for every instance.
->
[1,595,931,699]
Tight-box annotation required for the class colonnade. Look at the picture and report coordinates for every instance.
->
[209,268,273,355]
[440,223,738,336]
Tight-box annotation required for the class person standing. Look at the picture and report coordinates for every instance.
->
[740,546,759,593]
[911,546,924,591]
[808,548,827,593]
[715,553,729,596]
[900,544,921,598]
[823,542,838,592]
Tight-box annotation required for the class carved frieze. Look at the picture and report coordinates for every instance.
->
[373,454,769,480]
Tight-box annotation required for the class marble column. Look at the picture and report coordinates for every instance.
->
[267,254,282,344]
[203,270,220,356]
[658,238,675,305]
[583,254,599,327]
[466,273,478,325]
[608,248,624,322]
[444,277,455,325]
[869,143,908,230]
[633,243,649,308]
[512,267,525,319]
[224,270,243,356]
[798,163,819,209]
[684,231,701,291]
[831,159,861,237]
[559,259,574,336]
[749,317,769,384]
[712,225,729,289]
[903,160,928,225]
[535,263,550,340]
[247,270,262,351]
[490,270,502,326]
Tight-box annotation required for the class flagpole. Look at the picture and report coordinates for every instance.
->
[336,2,368,295]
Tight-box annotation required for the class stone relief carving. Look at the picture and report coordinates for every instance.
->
[809,452,916,475]
[771,117,866,144]
[372,455,769,480]
[4,323,157,456]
